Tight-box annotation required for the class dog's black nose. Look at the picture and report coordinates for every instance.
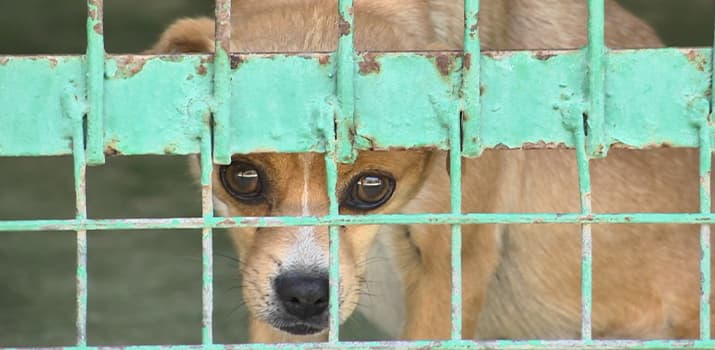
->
[274,272,329,320]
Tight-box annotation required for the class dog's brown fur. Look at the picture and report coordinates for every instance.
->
[151,0,707,343]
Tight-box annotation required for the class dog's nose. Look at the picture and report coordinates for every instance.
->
[274,272,329,320]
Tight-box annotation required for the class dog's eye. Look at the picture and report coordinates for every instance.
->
[344,173,395,210]
[220,161,264,203]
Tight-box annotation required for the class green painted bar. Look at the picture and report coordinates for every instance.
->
[573,103,593,340]
[586,0,606,158]
[698,119,712,339]
[0,49,710,157]
[200,117,215,344]
[7,339,715,350]
[2,213,715,233]
[336,0,356,162]
[85,0,105,164]
[461,0,482,157]
[104,55,209,155]
[0,57,81,156]
[448,62,464,340]
[323,103,342,342]
[229,54,334,154]
[69,84,88,346]
[211,0,232,165]
[354,53,454,151]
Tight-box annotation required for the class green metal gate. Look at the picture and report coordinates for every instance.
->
[0,0,714,348]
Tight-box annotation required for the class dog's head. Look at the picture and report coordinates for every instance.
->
[150,0,459,336]
[212,151,432,335]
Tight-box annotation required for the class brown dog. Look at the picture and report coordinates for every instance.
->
[151,0,706,343]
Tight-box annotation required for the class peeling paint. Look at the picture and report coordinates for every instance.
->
[113,56,148,78]
[686,49,707,71]
[338,17,351,37]
[358,54,380,74]
[434,54,452,76]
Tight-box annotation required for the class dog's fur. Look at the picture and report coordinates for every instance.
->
[150,0,708,343]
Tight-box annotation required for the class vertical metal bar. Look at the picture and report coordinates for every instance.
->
[586,0,607,158]
[200,115,215,345]
[580,0,604,339]
[323,107,341,342]
[86,0,105,165]
[699,124,711,340]
[461,0,482,157]
[703,15,715,340]
[212,0,232,165]
[336,0,356,163]
[449,108,463,340]
[68,93,88,346]
[575,117,593,341]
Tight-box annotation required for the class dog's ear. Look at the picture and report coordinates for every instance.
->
[147,17,216,54]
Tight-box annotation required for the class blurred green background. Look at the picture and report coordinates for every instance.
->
[0,0,713,347]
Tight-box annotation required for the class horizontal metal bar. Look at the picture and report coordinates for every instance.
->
[1,213,714,232]
[5,339,715,350]
[0,47,710,157]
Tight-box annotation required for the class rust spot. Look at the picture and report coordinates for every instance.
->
[624,216,632,222]
[358,54,381,75]
[581,214,594,221]
[93,23,103,35]
[435,54,452,76]
[480,85,485,96]
[533,219,545,224]
[197,64,207,76]
[522,141,569,150]
[463,53,471,70]
[0,57,10,65]
[105,138,121,156]
[230,55,244,69]
[338,17,351,37]
[535,51,557,61]
[319,54,331,65]
[686,50,707,72]
[114,56,148,78]
[221,217,237,225]
[48,57,58,68]
[104,146,121,156]
[164,144,177,154]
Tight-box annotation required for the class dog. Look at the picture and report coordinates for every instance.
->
[150,0,707,343]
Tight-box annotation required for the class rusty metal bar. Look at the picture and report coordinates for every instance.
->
[323,103,341,342]
[461,0,482,157]
[586,0,606,158]
[86,0,105,165]
[6,213,715,232]
[7,339,715,350]
[212,0,232,165]
[68,88,88,346]
[200,111,214,344]
[574,109,593,341]
[335,0,356,163]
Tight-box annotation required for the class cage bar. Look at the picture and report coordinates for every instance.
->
[323,108,341,342]
[586,0,606,158]
[212,0,232,165]
[6,213,715,232]
[699,123,711,340]
[70,92,88,346]
[449,108,463,340]
[461,0,482,157]
[200,118,215,344]
[336,0,356,163]
[9,339,715,350]
[85,0,105,165]
[574,109,593,341]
